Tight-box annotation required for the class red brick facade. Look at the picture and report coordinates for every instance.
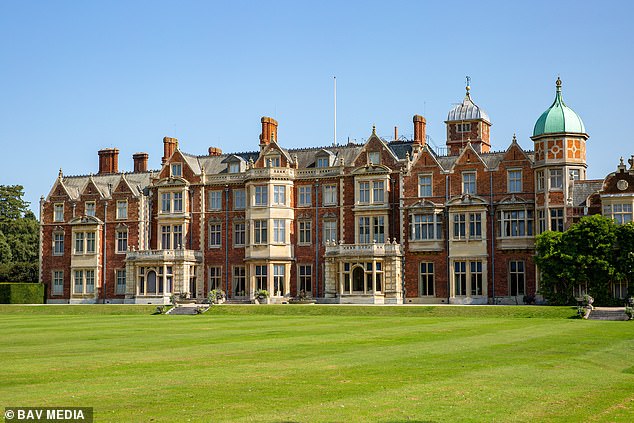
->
[42,82,628,305]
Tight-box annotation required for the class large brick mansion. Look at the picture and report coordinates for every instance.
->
[39,79,634,304]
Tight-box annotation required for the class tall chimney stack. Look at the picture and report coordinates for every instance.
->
[259,116,278,148]
[98,148,119,175]
[208,147,222,156]
[133,152,149,173]
[162,137,178,164]
[394,126,398,141]
[413,115,427,146]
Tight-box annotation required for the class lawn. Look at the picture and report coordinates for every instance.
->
[0,305,633,422]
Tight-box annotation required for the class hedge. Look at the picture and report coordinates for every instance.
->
[0,283,45,304]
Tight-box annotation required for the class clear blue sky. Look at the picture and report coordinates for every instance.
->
[1,0,633,214]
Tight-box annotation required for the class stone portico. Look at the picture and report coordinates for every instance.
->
[125,248,203,304]
[324,240,404,304]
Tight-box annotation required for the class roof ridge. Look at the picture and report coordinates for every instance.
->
[63,170,157,179]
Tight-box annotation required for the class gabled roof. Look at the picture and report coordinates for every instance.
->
[449,142,489,170]
[47,171,155,201]
[287,144,365,168]
[409,143,444,171]
[315,148,336,157]
[221,154,247,164]
[180,152,202,175]
[80,175,105,198]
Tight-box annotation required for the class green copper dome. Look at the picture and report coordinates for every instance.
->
[533,78,585,137]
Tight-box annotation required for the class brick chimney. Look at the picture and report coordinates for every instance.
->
[413,115,426,146]
[98,148,119,174]
[133,152,149,173]
[162,137,178,164]
[208,147,222,156]
[259,116,278,148]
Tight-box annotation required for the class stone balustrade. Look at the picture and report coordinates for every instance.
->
[324,239,403,257]
[126,249,203,262]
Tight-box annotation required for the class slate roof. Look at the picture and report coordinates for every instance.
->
[56,171,157,200]
[51,136,537,198]
[572,179,603,207]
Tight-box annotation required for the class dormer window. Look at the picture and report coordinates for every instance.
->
[368,151,380,165]
[457,123,471,133]
[316,157,330,168]
[229,162,240,173]
[266,156,281,167]
[171,163,182,177]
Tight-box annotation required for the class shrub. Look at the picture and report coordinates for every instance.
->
[254,289,269,300]
[208,289,226,304]
[0,283,44,304]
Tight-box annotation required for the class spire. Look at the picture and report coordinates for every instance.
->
[553,76,565,107]
[465,75,471,99]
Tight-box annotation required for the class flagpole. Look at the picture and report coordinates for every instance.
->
[334,76,337,146]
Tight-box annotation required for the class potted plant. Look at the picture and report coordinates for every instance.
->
[254,289,269,304]
[208,289,226,305]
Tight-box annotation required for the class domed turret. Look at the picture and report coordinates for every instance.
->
[532,77,589,233]
[445,80,491,155]
[533,77,585,137]
[447,86,490,124]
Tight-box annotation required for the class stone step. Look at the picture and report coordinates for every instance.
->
[168,307,198,315]
[166,305,209,315]
[224,299,253,304]
[588,310,630,321]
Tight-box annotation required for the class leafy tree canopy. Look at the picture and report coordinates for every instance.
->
[0,185,39,281]
[0,185,30,223]
[535,215,631,306]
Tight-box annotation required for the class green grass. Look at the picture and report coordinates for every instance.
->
[1,305,633,422]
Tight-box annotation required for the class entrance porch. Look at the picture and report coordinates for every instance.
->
[324,240,404,304]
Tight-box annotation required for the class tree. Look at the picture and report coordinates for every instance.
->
[0,185,30,224]
[535,215,620,305]
[615,222,634,290]
[0,185,39,282]
[535,231,574,305]
[0,231,12,264]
